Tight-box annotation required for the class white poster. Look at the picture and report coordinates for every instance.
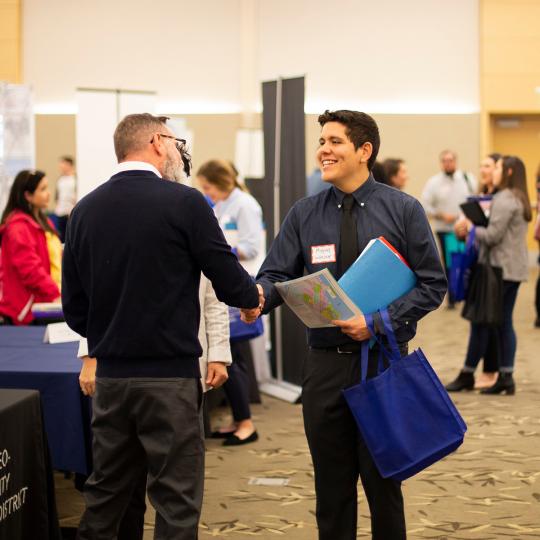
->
[0,84,34,213]
[76,89,156,200]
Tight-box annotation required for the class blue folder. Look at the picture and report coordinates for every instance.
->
[337,238,417,314]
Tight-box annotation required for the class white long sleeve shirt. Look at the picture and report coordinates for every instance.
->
[421,170,477,232]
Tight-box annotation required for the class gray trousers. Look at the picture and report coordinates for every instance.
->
[77,377,204,540]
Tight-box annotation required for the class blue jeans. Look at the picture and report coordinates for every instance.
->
[464,281,520,373]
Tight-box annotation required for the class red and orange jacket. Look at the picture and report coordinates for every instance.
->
[0,210,60,324]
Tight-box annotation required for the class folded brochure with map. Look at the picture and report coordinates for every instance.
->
[275,269,362,328]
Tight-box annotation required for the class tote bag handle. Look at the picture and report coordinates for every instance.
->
[361,309,401,381]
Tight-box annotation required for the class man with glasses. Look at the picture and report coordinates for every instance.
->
[62,113,260,539]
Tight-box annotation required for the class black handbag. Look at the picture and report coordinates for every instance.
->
[461,250,503,326]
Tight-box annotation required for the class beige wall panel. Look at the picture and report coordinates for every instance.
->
[482,0,540,38]
[483,74,540,111]
[181,114,243,174]
[306,114,481,201]
[0,1,21,82]
[35,115,76,209]
[481,0,540,112]
[483,38,540,74]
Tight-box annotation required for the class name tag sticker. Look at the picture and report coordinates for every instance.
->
[311,244,336,264]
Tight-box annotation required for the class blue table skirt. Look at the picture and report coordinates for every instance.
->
[0,326,92,475]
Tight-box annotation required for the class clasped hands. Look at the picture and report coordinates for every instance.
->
[240,284,371,342]
[240,284,265,323]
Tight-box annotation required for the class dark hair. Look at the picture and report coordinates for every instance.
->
[1,170,55,233]
[499,155,532,222]
[197,159,246,193]
[383,158,404,184]
[371,161,391,185]
[318,110,380,170]
[113,113,171,161]
[60,156,75,166]
[488,153,502,163]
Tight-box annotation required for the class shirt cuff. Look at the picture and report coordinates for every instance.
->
[207,345,232,365]
[77,338,89,358]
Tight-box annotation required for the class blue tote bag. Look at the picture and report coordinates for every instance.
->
[342,310,467,481]
[449,228,478,302]
[229,306,264,342]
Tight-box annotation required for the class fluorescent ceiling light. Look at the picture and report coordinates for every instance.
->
[305,99,480,115]
[156,101,242,115]
[34,103,78,115]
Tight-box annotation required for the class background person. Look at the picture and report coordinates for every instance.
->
[421,150,477,308]
[0,169,61,325]
[382,158,409,190]
[53,155,77,242]
[446,155,531,395]
[534,163,540,328]
[371,160,390,186]
[454,152,502,389]
[62,113,260,539]
[197,159,263,446]
[244,110,446,540]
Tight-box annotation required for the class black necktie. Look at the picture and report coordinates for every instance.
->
[340,194,359,275]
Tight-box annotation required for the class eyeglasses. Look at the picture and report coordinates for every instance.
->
[151,133,187,153]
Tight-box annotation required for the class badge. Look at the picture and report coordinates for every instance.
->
[311,244,336,264]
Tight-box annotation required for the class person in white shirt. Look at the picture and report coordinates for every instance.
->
[421,150,477,307]
[197,159,263,446]
[54,156,77,242]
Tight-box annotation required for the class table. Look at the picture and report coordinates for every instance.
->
[0,389,61,540]
[0,327,92,475]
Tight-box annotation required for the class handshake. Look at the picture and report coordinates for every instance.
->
[240,284,265,324]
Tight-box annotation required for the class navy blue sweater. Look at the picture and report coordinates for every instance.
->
[62,170,259,378]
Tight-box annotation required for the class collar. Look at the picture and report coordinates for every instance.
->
[332,175,377,208]
[114,161,162,178]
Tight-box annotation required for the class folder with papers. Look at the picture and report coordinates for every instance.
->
[338,237,417,314]
[275,237,417,328]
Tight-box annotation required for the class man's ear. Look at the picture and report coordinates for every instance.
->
[358,142,373,165]
[150,134,167,158]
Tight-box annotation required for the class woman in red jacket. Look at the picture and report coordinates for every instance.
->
[0,170,61,325]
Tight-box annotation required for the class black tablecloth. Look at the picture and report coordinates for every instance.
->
[0,389,61,540]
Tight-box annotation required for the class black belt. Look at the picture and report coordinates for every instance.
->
[313,343,363,354]
[313,342,408,356]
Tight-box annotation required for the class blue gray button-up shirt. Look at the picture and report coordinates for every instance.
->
[256,175,447,347]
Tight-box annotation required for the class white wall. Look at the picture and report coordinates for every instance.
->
[23,0,243,113]
[24,0,479,115]
[258,0,479,114]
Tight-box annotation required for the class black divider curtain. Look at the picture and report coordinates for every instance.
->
[260,77,306,386]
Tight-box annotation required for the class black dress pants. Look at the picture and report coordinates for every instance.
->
[302,347,406,540]
[77,377,204,540]
[224,341,252,422]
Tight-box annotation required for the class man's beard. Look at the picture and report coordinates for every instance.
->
[163,155,186,183]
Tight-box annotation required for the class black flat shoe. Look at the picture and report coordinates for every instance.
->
[210,430,235,439]
[223,431,259,446]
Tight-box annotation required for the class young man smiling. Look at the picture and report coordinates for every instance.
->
[244,110,447,539]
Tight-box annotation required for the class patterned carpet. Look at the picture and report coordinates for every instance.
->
[56,271,540,539]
